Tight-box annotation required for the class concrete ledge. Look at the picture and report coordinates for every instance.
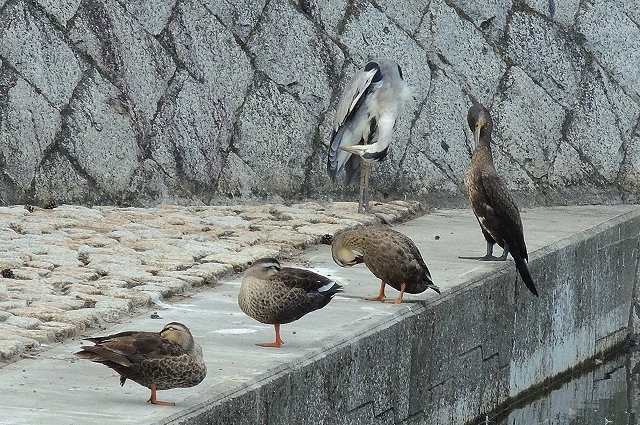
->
[161,207,640,425]
[0,206,638,425]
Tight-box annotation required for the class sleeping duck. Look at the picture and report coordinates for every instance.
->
[238,258,341,347]
[74,322,206,405]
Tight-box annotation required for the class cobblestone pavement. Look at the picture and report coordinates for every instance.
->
[0,200,422,366]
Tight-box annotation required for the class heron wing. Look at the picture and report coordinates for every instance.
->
[328,68,378,179]
[333,67,378,131]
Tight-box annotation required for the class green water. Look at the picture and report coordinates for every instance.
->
[485,349,638,425]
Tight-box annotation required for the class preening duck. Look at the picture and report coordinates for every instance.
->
[326,226,440,303]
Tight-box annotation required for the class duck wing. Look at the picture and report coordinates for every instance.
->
[279,267,340,292]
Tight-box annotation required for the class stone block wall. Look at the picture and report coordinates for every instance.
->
[0,0,638,207]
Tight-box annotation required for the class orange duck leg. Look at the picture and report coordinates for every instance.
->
[365,280,387,301]
[257,324,284,348]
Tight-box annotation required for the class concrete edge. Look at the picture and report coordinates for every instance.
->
[156,208,640,425]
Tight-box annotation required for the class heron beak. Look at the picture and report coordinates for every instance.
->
[338,145,366,155]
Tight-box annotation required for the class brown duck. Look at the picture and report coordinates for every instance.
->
[74,322,206,405]
[238,258,341,347]
[464,101,538,296]
[326,226,440,303]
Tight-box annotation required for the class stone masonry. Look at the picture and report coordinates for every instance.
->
[0,0,638,208]
[0,200,421,366]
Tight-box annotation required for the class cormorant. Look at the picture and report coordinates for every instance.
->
[464,102,538,296]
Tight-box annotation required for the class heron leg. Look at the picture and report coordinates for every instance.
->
[358,163,365,213]
[358,161,371,213]
[363,161,371,213]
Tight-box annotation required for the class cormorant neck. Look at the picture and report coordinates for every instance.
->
[472,135,494,165]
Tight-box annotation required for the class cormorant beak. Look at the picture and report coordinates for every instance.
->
[473,124,481,150]
[473,113,486,150]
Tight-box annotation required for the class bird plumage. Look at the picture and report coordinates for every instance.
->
[327,226,440,303]
[238,258,341,347]
[327,59,411,212]
[74,322,206,405]
[464,101,538,296]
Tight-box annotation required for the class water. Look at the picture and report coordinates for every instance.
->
[482,344,638,425]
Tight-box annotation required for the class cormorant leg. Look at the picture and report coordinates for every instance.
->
[147,383,175,406]
[384,283,406,304]
[479,242,508,261]
[257,324,284,348]
[477,241,508,261]
[496,243,509,261]
[478,241,496,261]
[365,280,386,301]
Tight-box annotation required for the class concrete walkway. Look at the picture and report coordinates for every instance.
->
[0,204,638,424]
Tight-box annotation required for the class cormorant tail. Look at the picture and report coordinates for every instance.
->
[515,258,538,297]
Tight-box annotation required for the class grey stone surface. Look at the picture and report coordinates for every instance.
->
[448,0,513,41]
[61,69,142,200]
[149,70,235,202]
[69,0,176,129]
[166,0,253,112]
[0,67,61,199]
[397,69,468,199]
[565,67,626,183]
[492,66,564,189]
[418,0,507,105]
[525,0,579,26]
[506,9,584,109]
[0,205,633,424]
[248,0,342,116]
[118,0,176,35]
[576,0,640,101]
[34,0,81,26]
[297,0,348,35]
[0,0,638,207]
[201,0,265,42]
[0,0,83,108]
[0,200,421,365]
[233,78,317,198]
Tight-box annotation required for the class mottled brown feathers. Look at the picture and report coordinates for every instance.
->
[75,322,206,392]
[238,258,341,326]
[330,226,439,295]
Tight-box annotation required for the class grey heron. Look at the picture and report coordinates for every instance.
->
[327,59,411,213]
